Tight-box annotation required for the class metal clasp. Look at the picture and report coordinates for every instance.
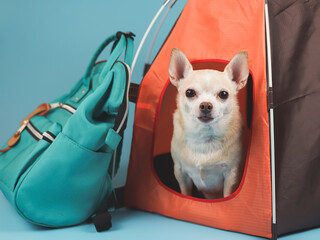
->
[15,120,29,137]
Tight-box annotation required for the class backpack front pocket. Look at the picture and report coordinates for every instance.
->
[14,132,112,227]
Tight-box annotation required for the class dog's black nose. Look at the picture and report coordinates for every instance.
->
[199,102,213,113]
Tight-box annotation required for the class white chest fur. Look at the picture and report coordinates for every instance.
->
[171,109,242,197]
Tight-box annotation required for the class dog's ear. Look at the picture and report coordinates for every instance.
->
[169,48,193,87]
[224,51,249,91]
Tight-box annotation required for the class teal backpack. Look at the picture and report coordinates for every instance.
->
[0,32,134,231]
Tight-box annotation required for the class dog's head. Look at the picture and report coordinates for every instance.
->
[169,48,249,126]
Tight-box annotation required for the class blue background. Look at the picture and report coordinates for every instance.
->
[1,1,320,239]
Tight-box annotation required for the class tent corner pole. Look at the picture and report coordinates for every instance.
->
[265,1,277,239]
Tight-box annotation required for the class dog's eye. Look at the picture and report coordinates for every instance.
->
[185,89,196,98]
[218,91,229,100]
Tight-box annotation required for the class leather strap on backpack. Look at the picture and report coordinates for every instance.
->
[0,103,66,153]
[0,103,50,153]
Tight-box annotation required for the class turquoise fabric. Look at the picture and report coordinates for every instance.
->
[0,32,133,227]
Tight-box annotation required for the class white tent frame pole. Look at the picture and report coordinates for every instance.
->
[131,0,171,73]
[145,0,177,65]
[265,0,277,229]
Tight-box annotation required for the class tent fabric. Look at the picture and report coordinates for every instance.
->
[125,0,272,238]
[268,0,320,235]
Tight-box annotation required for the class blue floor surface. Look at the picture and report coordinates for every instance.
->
[1,192,319,240]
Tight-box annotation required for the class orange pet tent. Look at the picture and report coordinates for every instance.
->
[125,0,320,239]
